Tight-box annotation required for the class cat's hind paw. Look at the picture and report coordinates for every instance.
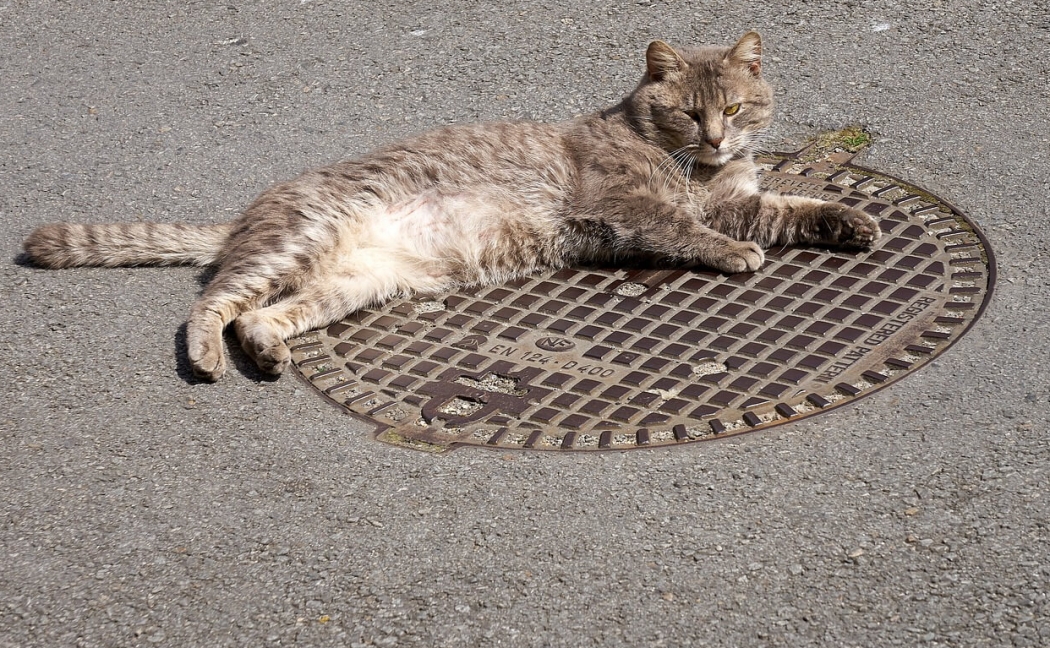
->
[186,312,228,381]
[253,343,291,375]
[188,338,228,382]
[234,315,292,376]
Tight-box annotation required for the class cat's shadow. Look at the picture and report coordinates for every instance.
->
[13,251,36,268]
[194,266,218,287]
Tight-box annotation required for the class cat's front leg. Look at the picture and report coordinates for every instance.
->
[604,195,766,273]
[643,227,766,274]
[706,192,881,249]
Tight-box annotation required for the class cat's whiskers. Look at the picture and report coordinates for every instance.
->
[682,154,697,199]
[646,152,674,189]
[740,129,774,157]
[648,145,693,194]
[664,149,689,194]
[666,147,699,198]
[647,156,675,193]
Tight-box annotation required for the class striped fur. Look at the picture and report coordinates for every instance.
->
[24,223,231,268]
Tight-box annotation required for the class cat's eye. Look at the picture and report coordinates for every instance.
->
[723,103,741,116]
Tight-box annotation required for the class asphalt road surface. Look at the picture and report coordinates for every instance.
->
[2,1,1048,646]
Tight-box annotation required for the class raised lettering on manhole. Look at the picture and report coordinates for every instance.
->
[288,148,995,452]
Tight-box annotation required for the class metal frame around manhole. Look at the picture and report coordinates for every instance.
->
[288,146,995,452]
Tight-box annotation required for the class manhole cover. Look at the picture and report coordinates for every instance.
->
[288,146,994,452]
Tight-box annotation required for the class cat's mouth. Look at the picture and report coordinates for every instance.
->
[696,147,734,167]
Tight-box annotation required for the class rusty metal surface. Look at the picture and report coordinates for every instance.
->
[288,148,995,452]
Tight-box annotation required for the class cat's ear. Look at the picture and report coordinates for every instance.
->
[646,41,686,82]
[727,31,763,76]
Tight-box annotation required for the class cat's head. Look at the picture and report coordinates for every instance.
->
[626,32,774,166]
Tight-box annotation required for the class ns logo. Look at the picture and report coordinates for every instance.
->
[535,337,575,352]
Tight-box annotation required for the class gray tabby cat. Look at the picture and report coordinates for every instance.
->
[23,32,880,381]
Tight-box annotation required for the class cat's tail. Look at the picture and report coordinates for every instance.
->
[23,222,232,268]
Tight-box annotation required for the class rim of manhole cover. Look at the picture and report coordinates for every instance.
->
[289,144,995,453]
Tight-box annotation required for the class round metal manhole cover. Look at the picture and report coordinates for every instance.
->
[288,147,995,452]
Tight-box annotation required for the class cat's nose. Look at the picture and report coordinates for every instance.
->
[707,137,723,149]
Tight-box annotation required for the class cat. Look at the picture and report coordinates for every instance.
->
[23,31,881,382]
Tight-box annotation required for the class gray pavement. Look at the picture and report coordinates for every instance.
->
[2,1,1048,646]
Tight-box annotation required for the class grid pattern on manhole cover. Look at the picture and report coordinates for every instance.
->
[288,150,995,452]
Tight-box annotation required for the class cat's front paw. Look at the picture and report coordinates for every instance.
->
[711,240,765,274]
[816,203,882,248]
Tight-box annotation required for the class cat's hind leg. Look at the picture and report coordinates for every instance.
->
[233,274,394,376]
[186,254,311,380]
